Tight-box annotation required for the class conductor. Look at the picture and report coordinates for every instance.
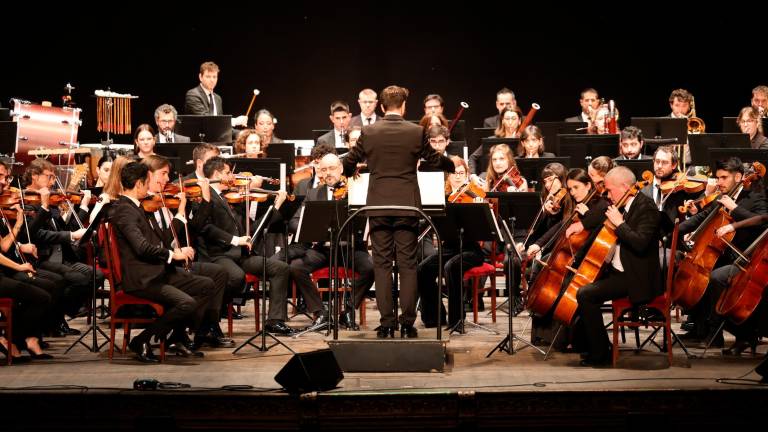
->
[342,85,458,339]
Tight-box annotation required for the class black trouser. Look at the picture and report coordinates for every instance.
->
[576,270,633,361]
[0,275,52,345]
[370,216,419,327]
[418,246,485,327]
[11,268,66,332]
[39,260,104,318]
[128,271,215,344]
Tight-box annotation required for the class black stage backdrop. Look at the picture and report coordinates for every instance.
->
[1,7,764,145]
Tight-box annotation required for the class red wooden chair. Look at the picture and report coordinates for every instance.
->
[0,298,12,365]
[292,267,367,326]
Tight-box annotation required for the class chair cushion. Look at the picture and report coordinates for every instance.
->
[463,263,496,280]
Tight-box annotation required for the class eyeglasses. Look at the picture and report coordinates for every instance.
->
[452,171,467,176]
[739,119,757,125]
[429,138,447,144]
[317,166,340,173]
[158,119,175,124]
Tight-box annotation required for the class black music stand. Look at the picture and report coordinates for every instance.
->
[630,117,687,152]
[536,121,587,142]
[436,203,503,335]
[175,115,232,144]
[708,149,768,171]
[154,142,202,176]
[446,140,467,158]
[233,206,296,354]
[554,134,619,167]
[487,217,546,356]
[266,143,296,172]
[722,116,768,134]
[514,157,572,192]
[226,158,282,190]
[615,159,654,180]
[290,200,348,337]
[65,204,111,354]
[689,133,751,166]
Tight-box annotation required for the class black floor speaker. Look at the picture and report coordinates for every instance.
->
[274,349,344,393]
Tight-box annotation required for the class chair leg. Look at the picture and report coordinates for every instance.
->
[109,322,116,360]
[360,299,366,326]
[227,303,234,338]
[291,282,297,314]
[634,326,641,348]
[665,314,673,367]
[122,324,131,355]
[490,274,497,323]
[472,278,479,324]
[612,314,620,367]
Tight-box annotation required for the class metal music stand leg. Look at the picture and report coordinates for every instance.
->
[448,228,498,336]
[66,236,110,353]
[292,225,337,339]
[234,228,295,354]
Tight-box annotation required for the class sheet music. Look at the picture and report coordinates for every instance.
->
[249,205,274,247]
[347,171,446,207]
[293,205,307,244]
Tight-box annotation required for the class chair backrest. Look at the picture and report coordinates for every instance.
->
[664,219,681,299]
[101,223,123,287]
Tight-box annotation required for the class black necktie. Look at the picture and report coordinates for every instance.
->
[366,117,372,125]
[654,185,661,207]
[208,93,214,115]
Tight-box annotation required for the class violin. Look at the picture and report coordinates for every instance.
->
[231,172,280,188]
[545,187,568,212]
[490,165,524,192]
[19,190,87,206]
[678,192,720,215]
[223,188,295,204]
[659,172,708,195]
[331,176,348,200]
[141,194,180,212]
[448,180,486,203]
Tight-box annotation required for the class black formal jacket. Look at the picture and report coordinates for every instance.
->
[30,204,89,263]
[611,192,663,303]
[108,196,177,292]
[145,196,213,249]
[679,186,767,257]
[184,85,223,115]
[342,114,454,217]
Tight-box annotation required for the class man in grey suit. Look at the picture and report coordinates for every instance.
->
[565,88,600,123]
[349,88,379,128]
[482,87,516,128]
[614,126,653,160]
[343,85,458,339]
[184,61,247,128]
[316,101,352,148]
[154,104,191,143]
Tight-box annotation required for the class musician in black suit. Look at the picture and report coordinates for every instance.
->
[154,104,190,143]
[286,153,373,330]
[316,101,352,148]
[184,61,247,128]
[349,88,379,128]
[576,166,662,366]
[678,157,767,344]
[565,88,599,123]
[482,87,516,128]
[293,144,336,197]
[614,126,652,160]
[108,162,216,363]
[343,85,457,338]
[196,157,298,336]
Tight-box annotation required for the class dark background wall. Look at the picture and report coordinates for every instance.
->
[1,7,763,145]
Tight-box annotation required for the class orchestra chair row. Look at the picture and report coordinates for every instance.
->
[292,267,366,326]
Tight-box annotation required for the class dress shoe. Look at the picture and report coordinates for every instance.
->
[723,337,758,356]
[27,351,55,360]
[400,324,418,339]
[311,310,329,327]
[128,340,159,363]
[0,343,32,363]
[60,321,81,336]
[377,326,395,339]
[169,342,204,358]
[680,321,695,332]
[677,331,702,342]
[579,357,611,367]
[338,308,360,331]
[265,321,297,336]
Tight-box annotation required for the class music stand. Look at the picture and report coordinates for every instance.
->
[233,206,296,354]
[65,204,111,354]
[615,159,654,180]
[630,117,687,151]
[176,115,232,144]
[266,143,296,172]
[514,157,572,192]
[435,203,503,335]
[689,133,751,166]
[708,148,768,170]
[290,200,348,337]
[722,116,768,134]
[446,140,467,157]
[225,157,282,190]
[554,134,619,167]
[536,121,587,141]
[154,142,201,176]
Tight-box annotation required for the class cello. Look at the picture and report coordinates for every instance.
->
[672,162,766,310]
[551,171,653,325]
[715,223,768,325]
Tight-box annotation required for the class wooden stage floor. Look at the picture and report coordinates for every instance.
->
[1,297,767,430]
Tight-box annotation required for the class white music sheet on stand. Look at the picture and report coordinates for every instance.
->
[347,171,446,207]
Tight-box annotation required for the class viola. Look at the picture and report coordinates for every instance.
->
[20,190,86,206]
[141,194,180,212]
[223,189,295,204]
[678,192,720,215]
[551,171,654,325]
[291,155,314,188]
[659,172,708,195]
[672,162,766,309]
[545,187,568,212]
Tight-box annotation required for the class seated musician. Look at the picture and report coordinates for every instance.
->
[588,156,615,194]
[736,107,768,150]
[284,153,373,330]
[588,103,619,135]
[316,101,352,148]
[196,156,299,336]
[293,143,336,197]
[678,157,767,346]
[233,129,263,158]
[418,158,485,328]
[254,109,284,145]
[481,144,528,192]
[418,126,451,172]
[493,106,523,139]
[141,155,230,355]
[576,166,661,366]
[418,113,449,132]
[108,162,217,363]
[134,124,157,160]
[614,126,652,161]
[516,163,568,266]
[23,159,103,337]
[186,143,221,182]
[516,125,555,158]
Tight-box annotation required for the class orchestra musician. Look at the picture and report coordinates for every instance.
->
[286,153,373,330]
[565,88,600,124]
[140,155,230,355]
[614,126,651,160]
[108,162,217,363]
[482,144,528,192]
[669,88,694,119]
[736,107,768,149]
[751,85,768,118]
[342,85,458,339]
[494,107,522,139]
[423,94,445,116]
[349,88,379,128]
[134,124,157,159]
[588,156,615,194]
[483,87,517,128]
[195,156,299,336]
[254,109,284,145]
[677,157,767,345]
[154,104,190,144]
[316,101,353,148]
[516,125,556,158]
[233,129,264,158]
[576,166,661,366]
[184,61,248,128]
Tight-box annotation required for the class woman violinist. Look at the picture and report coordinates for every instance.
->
[675,157,767,347]
[482,144,528,192]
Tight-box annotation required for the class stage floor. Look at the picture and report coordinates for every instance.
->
[2,298,765,392]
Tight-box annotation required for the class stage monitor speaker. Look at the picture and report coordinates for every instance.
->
[274,349,343,394]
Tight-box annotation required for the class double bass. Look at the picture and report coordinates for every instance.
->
[672,162,766,310]
[551,171,653,325]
